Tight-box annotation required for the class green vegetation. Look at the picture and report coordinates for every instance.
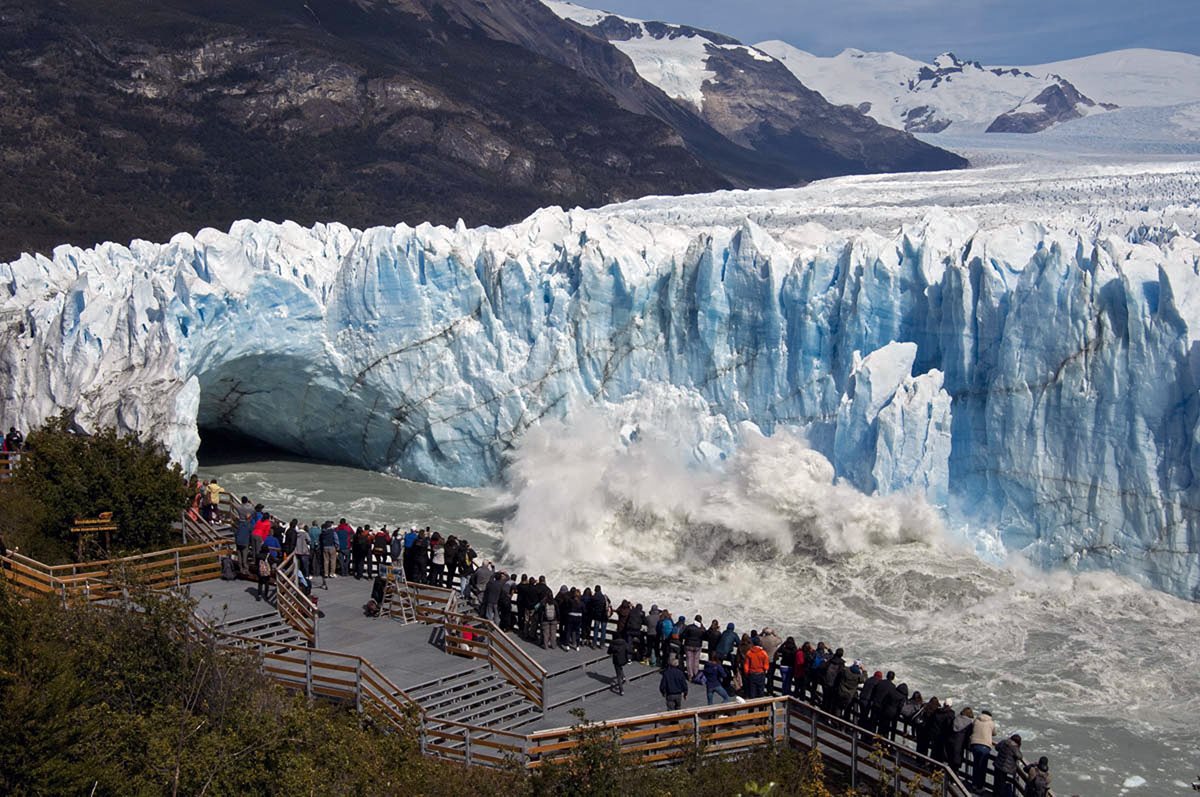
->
[0,414,190,562]
[0,583,842,797]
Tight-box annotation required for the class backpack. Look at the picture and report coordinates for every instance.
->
[542,601,557,622]
[692,671,707,686]
[257,557,271,578]
[823,660,842,688]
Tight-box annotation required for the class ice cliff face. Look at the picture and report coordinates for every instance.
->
[3,163,1200,599]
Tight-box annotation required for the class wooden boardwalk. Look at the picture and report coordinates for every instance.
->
[1,504,1049,796]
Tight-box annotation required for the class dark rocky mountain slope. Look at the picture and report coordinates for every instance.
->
[0,0,965,260]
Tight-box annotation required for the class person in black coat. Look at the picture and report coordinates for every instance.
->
[821,648,845,712]
[877,681,908,740]
[608,636,629,695]
[871,671,899,734]
[928,698,958,763]
[659,662,688,710]
[858,670,884,728]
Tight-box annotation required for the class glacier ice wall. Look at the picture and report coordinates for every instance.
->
[3,193,1200,598]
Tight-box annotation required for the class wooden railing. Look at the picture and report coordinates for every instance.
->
[275,553,319,647]
[441,610,547,710]
[0,542,232,603]
[204,625,419,724]
[182,507,227,547]
[421,718,528,768]
[0,450,20,482]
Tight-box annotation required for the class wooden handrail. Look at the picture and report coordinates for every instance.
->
[440,609,547,709]
[274,553,319,647]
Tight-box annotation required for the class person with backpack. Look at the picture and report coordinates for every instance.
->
[878,682,909,741]
[538,592,558,649]
[914,696,939,757]
[372,527,392,578]
[442,535,460,588]
[837,660,866,720]
[256,538,279,602]
[900,690,926,741]
[821,647,846,712]
[608,634,629,695]
[335,519,353,576]
[307,521,322,577]
[947,705,975,773]
[714,622,738,662]
[1023,756,1051,797]
[793,642,812,698]
[234,497,254,575]
[625,602,645,659]
[657,611,676,668]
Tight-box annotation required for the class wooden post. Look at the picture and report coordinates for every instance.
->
[354,659,363,712]
[174,551,181,588]
[305,651,313,698]
[693,713,701,748]
[464,728,473,766]
[893,747,901,793]
[850,731,859,789]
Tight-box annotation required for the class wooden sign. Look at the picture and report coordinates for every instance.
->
[71,512,117,558]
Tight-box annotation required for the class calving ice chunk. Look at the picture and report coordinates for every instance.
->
[2,164,1200,601]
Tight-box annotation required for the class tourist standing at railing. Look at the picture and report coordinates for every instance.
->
[294,520,311,578]
[969,708,996,792]
[442,535,459,587]
[587,585,610,649]
[412,528,431,583]
[4,426,24,452]
[482,571,506,625]
[759,627,783,693]
[402,526,417,578]
[870,671,898,731]
[320,523,339,582]
[858,668,882,728]
[426,531,443,585]
[776,636,798,697]
[234,497,254,574]
[792,642,811,698]
[307,521,322,577]
[915,696,939,756]
[1023,755,1051,797]
[878,681,909,740]
[283,519,299,557]
[929,698,957,763]
[538,589,558,649]
[682,616,705,679]
[993,734,1024,797]
[335,519,352,577]
[625,602,645,659]
[821,648,846,712]
[947,706,974,774]
[742,636,770,699]
[351,527,369,579]
[564,588,584,650]
[837,660,866,720]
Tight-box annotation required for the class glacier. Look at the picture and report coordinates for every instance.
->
[2,160,1200,599]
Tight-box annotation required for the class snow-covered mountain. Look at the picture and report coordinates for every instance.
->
[538,1,964,181]
[758,42,1200,136]
[757,43,1110,134]
[4,160,1200,600]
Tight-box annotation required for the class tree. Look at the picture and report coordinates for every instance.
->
[6,414,190,559]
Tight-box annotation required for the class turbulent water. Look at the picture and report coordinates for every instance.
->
[204,429,1200,797]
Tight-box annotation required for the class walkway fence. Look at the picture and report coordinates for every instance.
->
[0,542,231,603]
[275,553,320,647]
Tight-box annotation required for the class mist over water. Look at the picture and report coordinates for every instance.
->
[202,410,1200,796]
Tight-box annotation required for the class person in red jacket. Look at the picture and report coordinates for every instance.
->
[743,637,770,698]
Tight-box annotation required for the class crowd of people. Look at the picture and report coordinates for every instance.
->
[203,485,1052,797]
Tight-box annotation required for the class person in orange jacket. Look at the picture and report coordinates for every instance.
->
[743,636,770,698]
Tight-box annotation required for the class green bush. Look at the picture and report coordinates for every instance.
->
[5,413,190,560]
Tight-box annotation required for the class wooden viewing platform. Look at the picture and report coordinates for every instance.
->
[0,501,1052,796]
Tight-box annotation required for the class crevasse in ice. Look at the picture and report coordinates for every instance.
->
[2,204,1199,598]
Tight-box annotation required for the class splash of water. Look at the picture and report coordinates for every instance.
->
[502,389,943,573]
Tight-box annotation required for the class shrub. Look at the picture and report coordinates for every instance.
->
[6,413,190,559]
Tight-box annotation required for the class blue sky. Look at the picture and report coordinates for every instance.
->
[583,0,1200,63]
